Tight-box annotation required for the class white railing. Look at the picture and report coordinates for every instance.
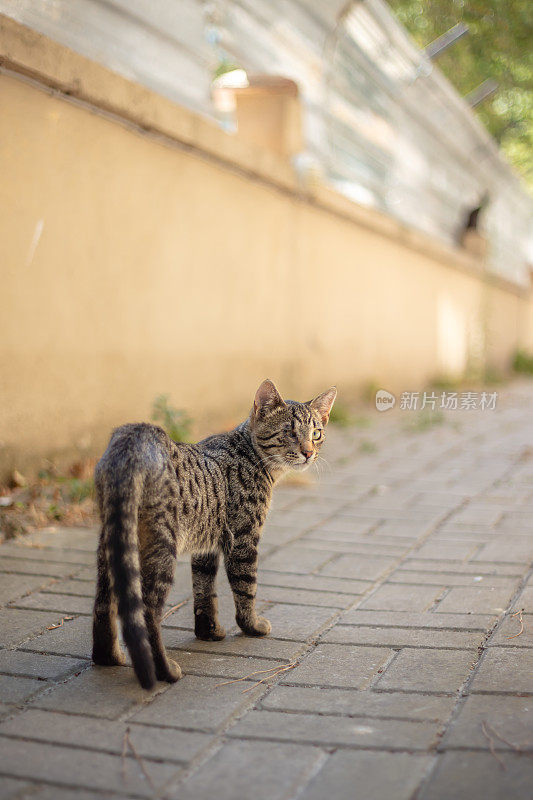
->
[2,0,531,284]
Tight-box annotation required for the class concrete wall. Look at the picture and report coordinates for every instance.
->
[1,16,532,477]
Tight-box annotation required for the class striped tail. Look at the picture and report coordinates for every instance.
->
[103,472,156,690]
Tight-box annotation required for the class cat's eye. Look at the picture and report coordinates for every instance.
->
[312,429,322,441]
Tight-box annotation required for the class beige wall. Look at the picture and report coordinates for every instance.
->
[1,19,532,477]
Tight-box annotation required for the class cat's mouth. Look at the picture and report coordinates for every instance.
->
[288,457,315,471]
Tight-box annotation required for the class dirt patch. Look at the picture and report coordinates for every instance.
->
[0,458,97,542]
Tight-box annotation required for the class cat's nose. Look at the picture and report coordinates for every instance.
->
[301,446,313,460]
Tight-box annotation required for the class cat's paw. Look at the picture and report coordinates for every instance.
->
[156,658,182,683]
[195,624,226,641]
[238,615,272,637]
[195,611,226,641]
[92,646,127,667]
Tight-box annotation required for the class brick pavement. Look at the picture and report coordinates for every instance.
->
[0,383,532,799]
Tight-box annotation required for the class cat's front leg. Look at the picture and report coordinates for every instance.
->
[191,553,226,640]
[224,530,271,636]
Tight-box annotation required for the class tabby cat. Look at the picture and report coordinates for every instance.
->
[92,379,336,689]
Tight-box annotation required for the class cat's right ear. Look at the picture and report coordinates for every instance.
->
[253,379,286,417]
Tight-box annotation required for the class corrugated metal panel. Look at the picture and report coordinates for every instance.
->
[1,0,531,284]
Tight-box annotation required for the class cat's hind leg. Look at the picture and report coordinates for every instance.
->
[140,532,181,683]
[92,535,126,666]
[191,553,226,640]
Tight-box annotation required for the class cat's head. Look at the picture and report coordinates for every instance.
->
[249,379,336,472]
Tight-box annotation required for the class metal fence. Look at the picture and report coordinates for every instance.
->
[3,0,532,285]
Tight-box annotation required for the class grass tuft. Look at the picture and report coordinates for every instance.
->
[152,395,192,442]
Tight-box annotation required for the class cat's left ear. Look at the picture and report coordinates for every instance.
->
[253,379,286,417]
[309,387,337,425]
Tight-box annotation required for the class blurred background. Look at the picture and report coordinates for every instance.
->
[1,0,532,493]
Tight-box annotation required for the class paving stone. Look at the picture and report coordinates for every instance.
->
[313,515,379,535]
[265,510,333,530]
[337,507,440,522]
[167,649,284,680]
[0,558,81,578]
[488,614,533,647]
[435,586,514,615]
[39,579,95,597]
[431,528,500,542]
[228,709,439,750]
[13,787,117,800]
[0,777,35,800]
[10,592,93,615]
[340,609,496,630]
[260,546,339,574]
[441,695,533,750]
[0,544,94,566]
[131,674,263,732]
[371,536,420,550]
[262,686,456,721]
[357,489,419,509]
[0,650,85,680]
[173,740,323,800]
[518,585,533,611]
[451,505,506,526]
[469,648,533,694]
[412,491,469,508]
[376,649,476,693]
[168,559,194,581]
[162,629,305,661]
[260,524,301,546]
[299,751,433,800]
[302,538,408,556]
[258,570,372,595]
[280,643,391,688]
[21,615,92,658]
[303,518,377,538]
[160,600,194,630]
[253,603,337,641]
[358,584,445,612]
[323,625,482,649]
[22,527,98,551]
[0,737,178,796]
[399,560,522,577]
[473,539,533,564]
[32,665,161,718]
[0,574,57,606]
[255,585,353,608]
[269,489,302,510]
[389,570,517,588]
[319,554,397,581]
[482,490,530,504]
[412,541,481,561]
[374,519,437,538]
[0,608,68,647]
[0,674,48,703]
[420,751,533,800]
[500,508,533,522]
[0,708,212,763]
[71,566,101,581]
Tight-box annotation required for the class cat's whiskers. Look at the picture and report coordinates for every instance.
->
[316,455,332,476]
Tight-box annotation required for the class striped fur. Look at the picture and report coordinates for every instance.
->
[92,380,336,689]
